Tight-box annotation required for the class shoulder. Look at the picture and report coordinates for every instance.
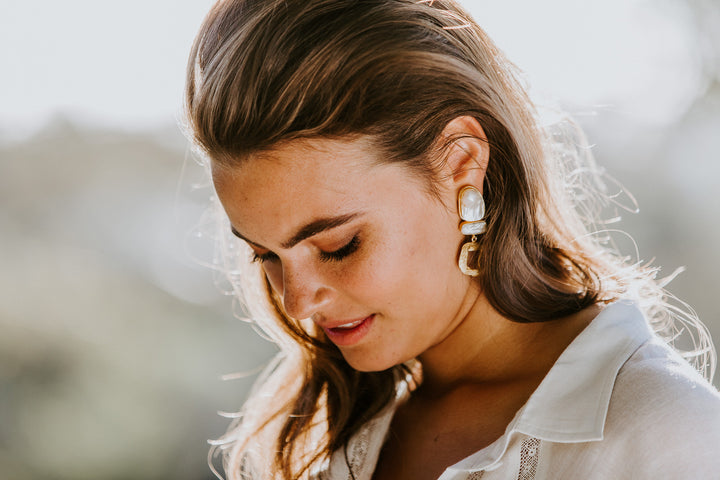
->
[603,336,720,477]
[613,335,718,401]
[610,336,720,418]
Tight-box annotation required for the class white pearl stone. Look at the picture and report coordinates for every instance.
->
[460,221,487,235]
[459,186,485,222]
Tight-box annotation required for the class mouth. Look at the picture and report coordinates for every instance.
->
[322,314,375,346]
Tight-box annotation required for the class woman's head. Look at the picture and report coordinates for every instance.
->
[186,0,608,334]
[211,121,492,372]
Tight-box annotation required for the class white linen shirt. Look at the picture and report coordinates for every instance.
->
[323,301,720,479]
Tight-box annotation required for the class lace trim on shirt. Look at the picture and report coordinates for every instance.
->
[517,437,540,480]
[466,437,541,480]
[345,422,372,480]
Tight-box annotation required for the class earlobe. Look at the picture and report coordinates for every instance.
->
[440,116,490,192]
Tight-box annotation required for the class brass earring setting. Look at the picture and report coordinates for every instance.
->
[457,185,486,277]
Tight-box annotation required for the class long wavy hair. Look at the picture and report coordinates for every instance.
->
[183,0,715,478]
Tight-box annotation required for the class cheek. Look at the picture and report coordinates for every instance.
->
[262,263,284,295]
[339,237,411,299]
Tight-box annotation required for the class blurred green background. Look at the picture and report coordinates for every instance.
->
[1,0,719,478]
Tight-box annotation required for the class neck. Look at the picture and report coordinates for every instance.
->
[416,294,600,396]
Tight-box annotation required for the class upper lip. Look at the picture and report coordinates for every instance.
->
[315,314,372,330]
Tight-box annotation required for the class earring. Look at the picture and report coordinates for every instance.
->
[457,185,486,277]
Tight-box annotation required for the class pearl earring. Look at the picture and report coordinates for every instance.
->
[457,185,486,277]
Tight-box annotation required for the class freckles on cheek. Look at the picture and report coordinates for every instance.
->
[401,243,431,279]
[358,246,393,285]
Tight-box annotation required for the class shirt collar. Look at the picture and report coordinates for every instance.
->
[447,300,653,473]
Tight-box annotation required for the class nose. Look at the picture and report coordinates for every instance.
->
[280,263,333,320]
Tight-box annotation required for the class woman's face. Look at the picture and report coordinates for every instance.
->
[212,136,481,372]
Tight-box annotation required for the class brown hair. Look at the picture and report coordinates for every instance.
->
[184,0,713,478]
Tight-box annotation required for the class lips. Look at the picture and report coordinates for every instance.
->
[322,314,375,346]
[335,318,366,329]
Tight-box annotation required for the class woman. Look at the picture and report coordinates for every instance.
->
[184,0,720,478]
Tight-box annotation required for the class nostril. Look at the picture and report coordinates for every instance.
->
[282,283,332,321]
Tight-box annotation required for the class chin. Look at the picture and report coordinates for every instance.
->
[341,351,404,373]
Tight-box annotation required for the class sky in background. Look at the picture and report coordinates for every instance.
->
[0,0,703,140]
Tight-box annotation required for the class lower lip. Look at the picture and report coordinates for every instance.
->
[323,315,375,346]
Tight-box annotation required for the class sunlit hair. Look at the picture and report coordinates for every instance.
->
[183,0,715,478]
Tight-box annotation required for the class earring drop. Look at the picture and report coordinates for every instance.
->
[457,185,486,277]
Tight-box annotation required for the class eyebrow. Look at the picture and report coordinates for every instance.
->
[230,213,362,250]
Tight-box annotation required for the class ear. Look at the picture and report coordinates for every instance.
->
[439,116,489,194]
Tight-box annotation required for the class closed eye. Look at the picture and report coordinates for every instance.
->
[251,251,278,264]
[250,236,360,264]
[319,235,360,263]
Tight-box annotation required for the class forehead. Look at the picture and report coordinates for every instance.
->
[211,136,423,243]
[212,137,383,200]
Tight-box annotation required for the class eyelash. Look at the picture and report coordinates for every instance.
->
[250,235,361,264]
[251,251,278,264]
[319,235,361,263]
